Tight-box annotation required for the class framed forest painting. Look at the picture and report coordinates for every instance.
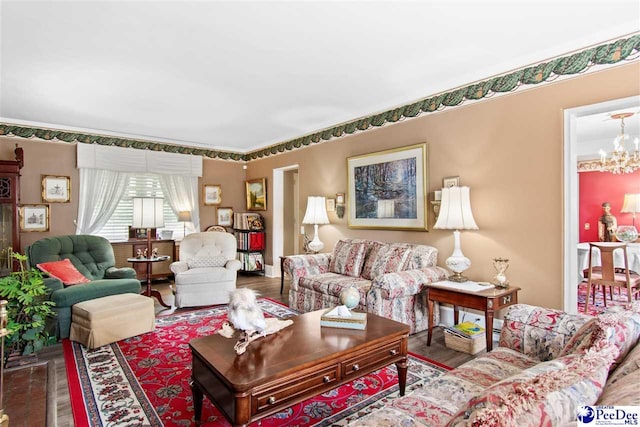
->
[347,143,428,230]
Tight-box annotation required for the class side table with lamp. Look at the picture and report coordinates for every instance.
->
[130,197,172,308]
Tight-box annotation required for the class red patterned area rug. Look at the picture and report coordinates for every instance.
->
[577,281,635,316]
[64,298,450,426]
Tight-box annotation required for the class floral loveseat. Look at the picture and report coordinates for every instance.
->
[348,303,640,427]
[284,238,448,334]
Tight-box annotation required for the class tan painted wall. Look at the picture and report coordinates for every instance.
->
[246,62,640,310]
[0,139,246,250]
[1,63,638,308]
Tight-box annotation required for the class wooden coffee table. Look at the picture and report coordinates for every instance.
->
[189,310,410,426]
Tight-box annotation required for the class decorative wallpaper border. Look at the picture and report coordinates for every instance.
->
[1,34,638,162]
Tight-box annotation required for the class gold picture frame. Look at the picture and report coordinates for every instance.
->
[203,184,222,205]
[42,175,70,203]
[347,143,428,230]
[246,178,267,211]
[217,207,234,226]
[442,176,460,188]
[19,204,50,232]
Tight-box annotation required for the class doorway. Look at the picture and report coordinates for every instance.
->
[272,164,299,278]
[563,95,640,313]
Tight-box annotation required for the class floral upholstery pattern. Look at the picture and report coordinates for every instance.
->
[328,239,368,277]
[295,273,371,312]
[447,346,616,427]
[560,304,640,371]
[368,267,448,334]
[285,239,445,334]
[498,304,592,361]
[361,243,412,280]
[598,342,640,405]
[347,303,640,427]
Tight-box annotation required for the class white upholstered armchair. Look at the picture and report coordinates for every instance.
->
[170,232,241,308]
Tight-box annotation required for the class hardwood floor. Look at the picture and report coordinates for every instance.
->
[37,275,479,426]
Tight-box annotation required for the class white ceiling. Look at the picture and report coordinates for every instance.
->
[1,1,639,154]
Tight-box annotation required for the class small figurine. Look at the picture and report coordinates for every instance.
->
[151,248,158,258]
[143,248,148,258]
[136,249,143,259]
[598,202,618,242]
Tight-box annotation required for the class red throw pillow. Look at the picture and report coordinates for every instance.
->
[37,258,90,286]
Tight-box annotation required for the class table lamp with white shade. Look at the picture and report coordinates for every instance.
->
[619,193,640,242]
[132,197,165,257]
[621,193,640,227]
[302,196,330,253]
[434,186,479,282]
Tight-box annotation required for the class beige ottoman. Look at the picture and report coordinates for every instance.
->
[70,293,155,349]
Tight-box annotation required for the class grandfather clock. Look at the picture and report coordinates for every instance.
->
[0,145,23,276]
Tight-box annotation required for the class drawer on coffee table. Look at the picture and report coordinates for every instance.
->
[342,340,404,379]
[253,364,339,415]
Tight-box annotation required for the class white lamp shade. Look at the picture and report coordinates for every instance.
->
[302,196,330,225]
[132,197,165,228]
[621,193,640,214]
[177,210,192,222]
[434,186,478,230]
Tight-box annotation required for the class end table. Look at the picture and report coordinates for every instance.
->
[426,281,520,352]
[127,255,171,308]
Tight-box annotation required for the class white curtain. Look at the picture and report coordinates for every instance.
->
[159,175,200,232]
[76,168,131,234]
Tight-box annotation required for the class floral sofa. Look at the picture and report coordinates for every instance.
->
[348,303,640,427]
[284,238,448,334]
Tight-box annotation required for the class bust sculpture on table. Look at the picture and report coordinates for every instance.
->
[598,202,618,242]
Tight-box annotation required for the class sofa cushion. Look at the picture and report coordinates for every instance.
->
[597,342,640,405]
[446,345,617,427]
[361,243,412,280]
[329,240,367,277]
[499,304,593,362]
[37,258,91,286]
[299,273,371,306]
[560,306,640,372]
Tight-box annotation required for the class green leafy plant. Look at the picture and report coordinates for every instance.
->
[0,252,55,360]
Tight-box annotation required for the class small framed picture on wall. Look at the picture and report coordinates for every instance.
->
[42,175,70,203]
[442,176,460,188]
[19,204,50,232]
[217,207,233,227]
[203,184,222,205]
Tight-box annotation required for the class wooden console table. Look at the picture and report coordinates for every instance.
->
[426,281,520,352]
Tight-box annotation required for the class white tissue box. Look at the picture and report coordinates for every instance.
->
[320,309,367,330]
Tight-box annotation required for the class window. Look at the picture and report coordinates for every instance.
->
[95,174,183,241]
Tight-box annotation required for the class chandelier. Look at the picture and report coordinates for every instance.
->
[599,112,640,174]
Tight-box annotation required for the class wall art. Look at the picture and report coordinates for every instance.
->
[19,204,50,232]
[42,175,70,203]
[246,178,267,211]
[203,184,222,205]
[347,143,428,230]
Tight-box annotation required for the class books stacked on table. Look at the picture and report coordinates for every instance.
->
[443,321,486,354]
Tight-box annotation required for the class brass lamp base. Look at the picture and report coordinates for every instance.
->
[448,272,469,283]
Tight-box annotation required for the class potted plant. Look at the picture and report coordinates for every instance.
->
[0,252,55,365]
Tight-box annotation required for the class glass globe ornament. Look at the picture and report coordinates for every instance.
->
[616,225,638,243]
[339,287,360,310]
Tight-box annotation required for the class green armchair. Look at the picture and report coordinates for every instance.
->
[26,235,142,339]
